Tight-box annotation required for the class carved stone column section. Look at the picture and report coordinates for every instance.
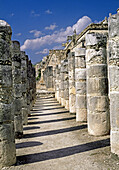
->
[29,61,33,111]
[85,32,109,136]
[56,65,60,102]
[108,10,119,156]
[21,51,28,125]
[53,67,56,91]
[58,64,61,104]
[55,65,58,99]
[68,52,76,114]
[26,56,31,119]
[60,60,65,106]
[75,48,87,122]
[32,67,36,105]
[63,59,69,110]
[12,41,23,139]
[47,66,53,89]
[0,20,16,168]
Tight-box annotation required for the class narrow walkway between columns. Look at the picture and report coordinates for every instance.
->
[6,96,119,170]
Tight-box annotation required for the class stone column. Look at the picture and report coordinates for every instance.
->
[46,66,53,89]
[32,67,36,105]
[55,66,58,99]
[58,64,61,104]
[12,41,23,139]
[85,32,110,136]
[29,61,33,111]
[60,60,65,106]
[26,57,31,119]
[108,10,119,156]
[68,52,76,114]
[75,48,87,122]
[63,59,69,110]
[53,67,56,91]
[56,65,60,102]
[21,51,28,125]
[0,20,16,168]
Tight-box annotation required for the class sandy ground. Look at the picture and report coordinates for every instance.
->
[2,96,119,170]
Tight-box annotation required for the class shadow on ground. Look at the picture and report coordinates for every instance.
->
[28,117,76,125]
[16,138,110,165]
[23,124,87,138]
[16,141,43,149]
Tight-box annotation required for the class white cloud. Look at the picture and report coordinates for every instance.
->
[29,30,42,38]
[45,24,58,30]
[35,48,49,55]
[10,13,14,17]
[45,9,52,14]
[21,16,92,51]
[16,33,22,36]
[31,10,40,17]
[53,45,63,50]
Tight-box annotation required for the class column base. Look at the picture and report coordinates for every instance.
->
[76,109,87,122]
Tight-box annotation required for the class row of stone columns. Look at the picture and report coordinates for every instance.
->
[54,33,110,136]
[40,9,119,157]
[51,10,119,157]
[0,21,36,168]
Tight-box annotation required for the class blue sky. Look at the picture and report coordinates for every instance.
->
[0,0,119,64]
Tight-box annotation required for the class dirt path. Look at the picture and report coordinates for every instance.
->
[3,97,119,170]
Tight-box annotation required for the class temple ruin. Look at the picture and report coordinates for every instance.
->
[36,9,119,158]
[0,8,119,169]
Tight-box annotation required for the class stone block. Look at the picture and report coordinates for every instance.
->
[87,78,108,95]
[76,95,87,109]
[87,65,107,78]
[75,81,86,94]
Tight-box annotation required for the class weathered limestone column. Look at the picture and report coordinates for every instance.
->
[0,20,16,167]
[86,32,110,136]
[53,67,56,91]
[63,59,69,110]
[29,61,33,111]
[68,52,76,114]
[12,41,23,138]
[46,66,53,89]
[75,48,87,122]
[56,65,60,102]
[21,51,28,125]
[108,10,119,156]
[26,57,31,119]
[55,65,59,99]
[58,64,61,103]
[60,60,65,106]
[32,67,36,105]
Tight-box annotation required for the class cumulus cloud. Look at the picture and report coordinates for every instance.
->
[35,48,49,55]
[16,33,22,36]
[45,9,52,14]
[29,30,42,38]
[21,16,92,51]
[45,24,58,30]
